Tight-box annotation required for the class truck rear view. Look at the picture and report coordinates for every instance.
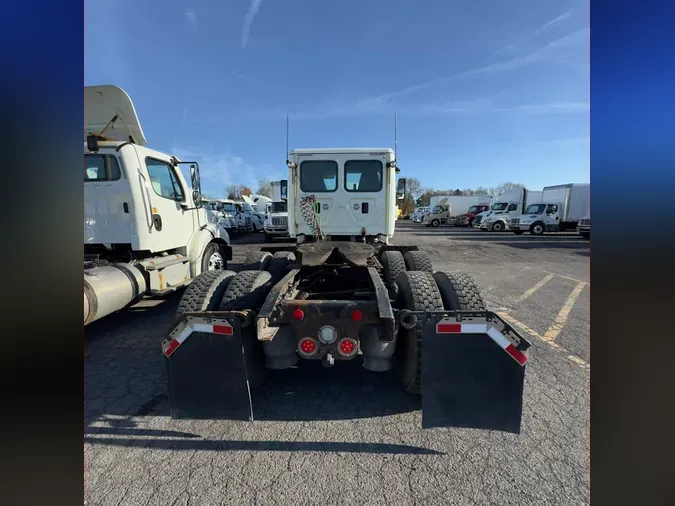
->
[162,147,532,433]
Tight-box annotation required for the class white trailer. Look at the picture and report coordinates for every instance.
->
[84,85,233,325]
[511,183,590,235]
[424,195,487,227]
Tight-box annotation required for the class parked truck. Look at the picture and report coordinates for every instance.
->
[511,183,590,235]
[456,201,491,227]
[424,196,488,227]
[163,147,531,433]
[481,188,543,232]
[84,85,232,325]
[263,180,290,242]
[577,213,590,240]
[410,206,430,223]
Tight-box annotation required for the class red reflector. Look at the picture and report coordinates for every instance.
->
[164,339,180,357]
[213,324,233,335]
[340,340,355,355]
[437,323,461,333]
[351,309,364,322]
[505,344,528,365]
[292,308,305,321]
[300,339,316,354]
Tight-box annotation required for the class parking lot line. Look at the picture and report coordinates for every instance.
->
[542,281,587,342]
[542,270,589,285]
[516,274,555,303]
[498,311,589,369]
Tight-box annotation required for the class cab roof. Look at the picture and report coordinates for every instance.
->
[85,85,148,146]
[289,148,394,155]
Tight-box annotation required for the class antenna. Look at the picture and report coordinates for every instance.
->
[285,114,290,163]
[394,112,398,166]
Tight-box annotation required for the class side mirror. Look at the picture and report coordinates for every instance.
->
[396,178,406,200]
[192,190,201,208]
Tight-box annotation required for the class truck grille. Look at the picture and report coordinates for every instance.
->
[272,216,288,227]
[511,218,520,226]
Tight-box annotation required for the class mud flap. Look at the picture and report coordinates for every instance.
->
[421,319,526,434]
[164,317,253,421]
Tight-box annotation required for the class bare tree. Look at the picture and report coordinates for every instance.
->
[256,179,273,198]
[224,184,246,200]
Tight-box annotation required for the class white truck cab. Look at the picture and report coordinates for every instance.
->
[286,148,400,243]
[84,84,232,325]
[411,206,430,223]
[481,189,543,232]
[511,183,589,235]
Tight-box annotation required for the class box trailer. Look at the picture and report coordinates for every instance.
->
[511,183,590,235]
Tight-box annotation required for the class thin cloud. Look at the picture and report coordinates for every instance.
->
[355,28,589,109]
[486,8,577,60]
[184,8,197,30]
[241,0,263,49]
[232,70,258,85]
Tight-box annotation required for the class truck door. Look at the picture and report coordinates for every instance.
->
[85,152,134,247]
[342,156,386,232]
[295,156,340,236]
[143,156,196,252]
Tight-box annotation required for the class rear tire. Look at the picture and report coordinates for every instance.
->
[175,270,237,323]
[380,250,406,296]
[267,251,296,280]
[433,271,486,311]
[491,221,505,232]
[431,219,440,227]
[403,250,433,273]
[219,270,273,388]
[395,271,444,394]
[242,251,272,271]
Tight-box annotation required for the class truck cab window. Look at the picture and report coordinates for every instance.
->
[146,158,185,202]
[547,204,558,214]
[344,160,383,192]
[84,154,122,182]
[300,160,338,192]
[507,203,518,212]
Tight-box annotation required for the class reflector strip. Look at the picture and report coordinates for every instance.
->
[164,319,233,357]
[436,322,488,334]
[435,317,527,366]
[487,327,528,365]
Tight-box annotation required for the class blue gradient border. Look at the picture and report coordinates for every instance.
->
[591,1,675,505]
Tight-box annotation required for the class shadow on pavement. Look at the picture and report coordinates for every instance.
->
[84,435,443,455]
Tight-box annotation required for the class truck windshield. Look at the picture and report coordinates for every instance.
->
[432,205,443,213]
[492,203,508,211]
[219,203,236,213]
[271,202,287,213]
[468,205,482,213]
[525,204,546,214]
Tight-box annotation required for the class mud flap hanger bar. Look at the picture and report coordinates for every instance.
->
[397,309,531,366]
[162,310,255,358]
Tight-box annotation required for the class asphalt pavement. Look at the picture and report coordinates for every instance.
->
[85,221,590,506]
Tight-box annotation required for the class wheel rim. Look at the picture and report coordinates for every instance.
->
[207,252,224,270]
[494,223,503,231]
[432,220,439,227]
[533,225,543,234]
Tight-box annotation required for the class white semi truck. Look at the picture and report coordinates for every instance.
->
[163,146,532,433]
[480,188,543,232]
[264,180,290,242]
[424,196,490,227]
[84,85,232,325]
[511,183,590,235]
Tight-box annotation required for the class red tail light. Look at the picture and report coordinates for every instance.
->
[351,309,364,322]
[337,338,358,357]
[291,308,305,321]
[298,338,318,357]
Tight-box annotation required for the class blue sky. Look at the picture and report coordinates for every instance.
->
[85,0,589,198]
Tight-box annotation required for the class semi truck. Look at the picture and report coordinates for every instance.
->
[410,206,430,223]
[264,180,290,242]
[84,85,232,325]
[424,196,489,227]
[511,183,590,235]
[163,147,531,433]
[456,202,491,227]
[480,188,543,232]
